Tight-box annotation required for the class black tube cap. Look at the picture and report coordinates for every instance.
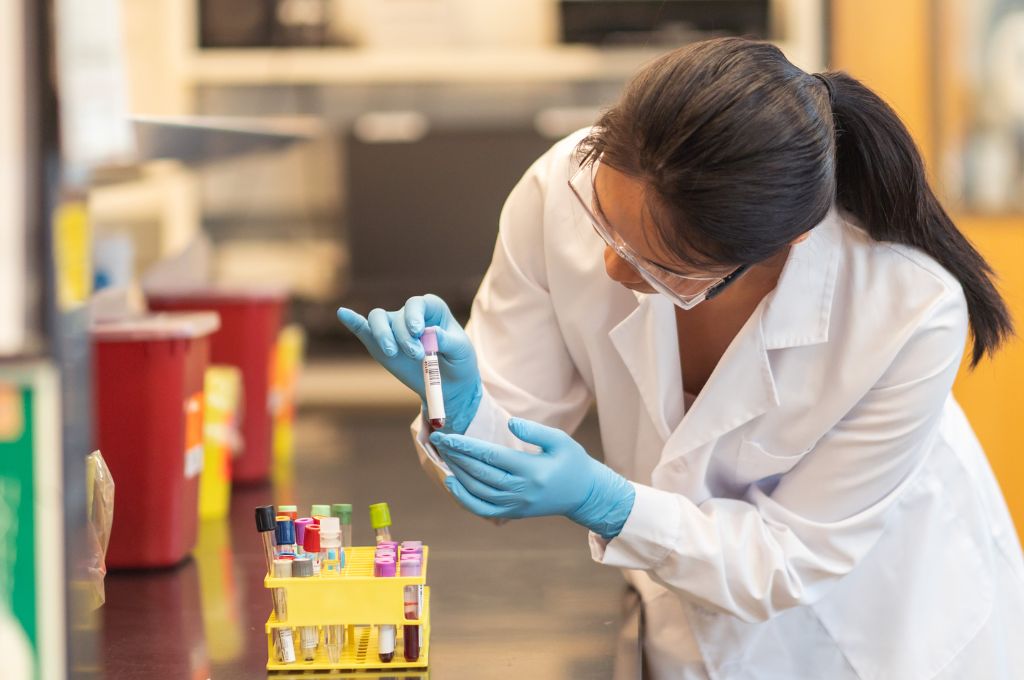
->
[255,505,276,532]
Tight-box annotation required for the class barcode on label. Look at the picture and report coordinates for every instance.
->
[426,361,441,386]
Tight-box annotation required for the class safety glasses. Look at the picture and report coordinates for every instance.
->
[568,162,749,310]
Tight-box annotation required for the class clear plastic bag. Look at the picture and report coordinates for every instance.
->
[85,450,114,609]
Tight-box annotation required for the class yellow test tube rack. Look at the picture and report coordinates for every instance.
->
[264,545,431,672]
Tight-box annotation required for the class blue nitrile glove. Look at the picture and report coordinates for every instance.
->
[337,294,483,434]
[429,418,636,540]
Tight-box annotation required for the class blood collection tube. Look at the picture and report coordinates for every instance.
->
[255,505,277,575]
[369,503,393,544]
[278,504,298,521]
[275,517,297,557]
[374,556,397,662]
[311,504,331,521]
[325,622,343,664]
[303,525,323,575]
[399,541,422,556]
[332,504,353,548]
[320,517,343,575]
[294,518,314,556]
[420,327,446,429]
[401,555,423,662]
[272,559,296,664]
[292,558,319,662]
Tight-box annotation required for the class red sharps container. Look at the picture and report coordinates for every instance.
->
[146,288,286,484]
[92,312,220,568]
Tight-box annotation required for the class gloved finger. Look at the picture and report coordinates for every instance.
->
[367,308,399,358]
[421,293,456,329]
[434,326,474,363]
[436,444,518,491]
[442,454,517,505]
[444,476,507,519]
[392,305,423,360]
[336,307,375,347]
[432,432,527,475]
[508,417,571,453]
[401,296,428,336]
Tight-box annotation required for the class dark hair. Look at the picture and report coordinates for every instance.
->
[577,37,1011,366]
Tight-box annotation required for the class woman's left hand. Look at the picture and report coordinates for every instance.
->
[429,418,636,540]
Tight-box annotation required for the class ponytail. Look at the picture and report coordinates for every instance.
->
[823,71,1012,366]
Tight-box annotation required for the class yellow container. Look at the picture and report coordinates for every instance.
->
[264,545,431,672]
[199,365,241,520]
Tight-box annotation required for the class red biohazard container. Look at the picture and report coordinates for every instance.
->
[92,312,220,569]
[147,289,287,484]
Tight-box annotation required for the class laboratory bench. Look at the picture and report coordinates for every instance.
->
[101,406,628,679]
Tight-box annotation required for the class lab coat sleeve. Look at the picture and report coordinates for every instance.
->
[590,289,969,623]
[411,137,593,482]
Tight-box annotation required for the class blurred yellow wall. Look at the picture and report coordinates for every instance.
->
[833,1,1024,538]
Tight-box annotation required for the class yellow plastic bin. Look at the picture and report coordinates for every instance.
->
[199,365,242,521]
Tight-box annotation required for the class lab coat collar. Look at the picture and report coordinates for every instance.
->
[759,207,842,350]
[608,207,841,458]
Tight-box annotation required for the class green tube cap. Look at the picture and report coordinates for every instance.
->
[332,503,353,524]
[278,504,298,513]
[311,504,331,517]
[369,502,392,529]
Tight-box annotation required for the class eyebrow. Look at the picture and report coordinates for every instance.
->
[590,178,699,276]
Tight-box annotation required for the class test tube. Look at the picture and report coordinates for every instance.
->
[369,503,393,544]
[332,504,353,548]
[292,558,319,662]
[374,556,397,662]
[294,518,314,556]
[302,525,322,575]
[273,559,296,664]
[311,504,331,521]
[325,622,343,664]
[320,517,343,575]
[278,504,298,521]
[399,541,422,556]
[401,555,423,662]
[254,505,277,575]
[420,327,446,429]
[275,517,297,557]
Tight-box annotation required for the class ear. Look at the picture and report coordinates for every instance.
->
[790,231,812,246]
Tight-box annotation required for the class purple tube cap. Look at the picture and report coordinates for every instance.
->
[400,556,422,577]
[294,517,314,545]
[374,556,397,578]
[420,327,439,353]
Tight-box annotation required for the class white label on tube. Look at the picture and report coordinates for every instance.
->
[279,628,296,663]
[379,624,396,654]
[422,355,445,421]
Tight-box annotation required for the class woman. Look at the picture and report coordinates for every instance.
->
[338,38,1024,678]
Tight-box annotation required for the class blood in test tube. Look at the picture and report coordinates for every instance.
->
[401,555,423,662]
[420,328,446,430]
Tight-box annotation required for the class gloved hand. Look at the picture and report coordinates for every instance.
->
[337,294,483,434]
[430,417,636,540]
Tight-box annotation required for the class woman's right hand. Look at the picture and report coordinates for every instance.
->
[337,294,483,434]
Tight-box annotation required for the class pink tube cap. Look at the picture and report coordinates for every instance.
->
[374,556,396,578]
[420,327,439,353]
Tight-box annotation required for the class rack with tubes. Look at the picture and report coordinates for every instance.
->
[264,545,430,672]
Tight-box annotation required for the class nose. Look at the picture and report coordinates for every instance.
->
[603,246,645,286]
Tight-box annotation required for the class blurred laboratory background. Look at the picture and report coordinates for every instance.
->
[1,0,1023,678]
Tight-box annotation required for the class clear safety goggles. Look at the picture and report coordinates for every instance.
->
[568,161,749,311]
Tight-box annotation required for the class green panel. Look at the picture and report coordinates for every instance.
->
[0,387,37,656]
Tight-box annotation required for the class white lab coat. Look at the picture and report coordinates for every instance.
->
[411,130,1024,679]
